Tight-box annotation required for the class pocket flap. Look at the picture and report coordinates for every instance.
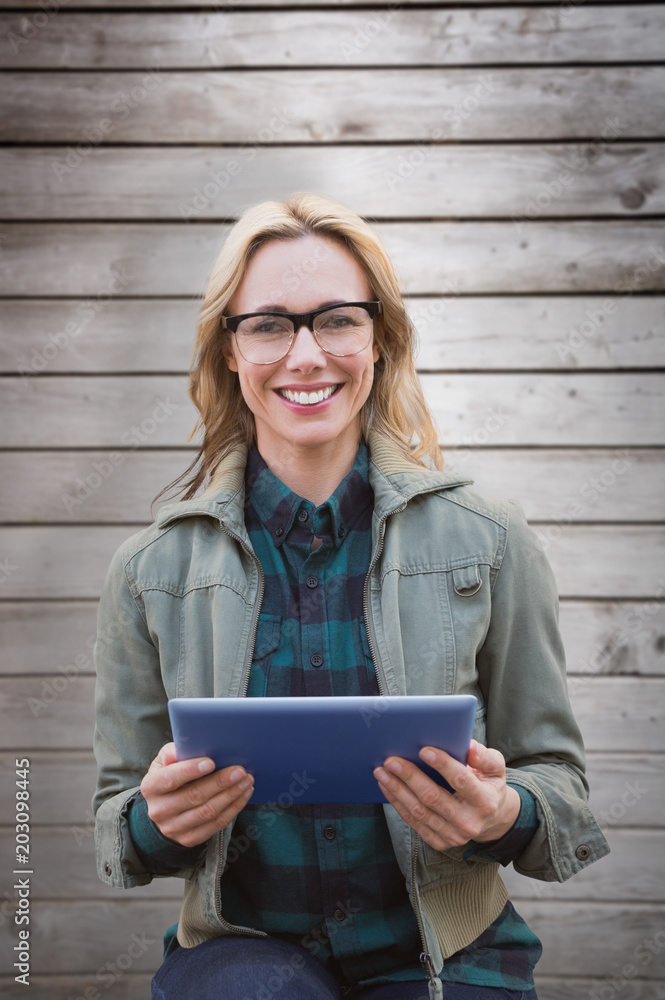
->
[452,564,482,597]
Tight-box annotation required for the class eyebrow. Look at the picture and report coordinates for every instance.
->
[250,299,349,313]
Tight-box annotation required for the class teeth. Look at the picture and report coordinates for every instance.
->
[280,385,337,405]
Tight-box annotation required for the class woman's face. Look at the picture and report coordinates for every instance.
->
[224,234,380,464]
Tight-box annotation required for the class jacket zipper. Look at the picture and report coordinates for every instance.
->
[213,516,266,935]
[362,501,441,994]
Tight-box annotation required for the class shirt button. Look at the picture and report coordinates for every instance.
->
[338,525,345,538]
[323,825,336,841]
[275,526,284,537]
[297,509,308,523]
[310,654,324,668]
[306,576,318,589]
[332,907,346,924]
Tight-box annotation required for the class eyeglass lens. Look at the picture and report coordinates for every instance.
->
[235,305,374,363]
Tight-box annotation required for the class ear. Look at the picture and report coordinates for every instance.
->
[372,341,380,364]
[222,337,239,372]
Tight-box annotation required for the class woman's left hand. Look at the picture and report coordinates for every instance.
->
[373,739,521,851]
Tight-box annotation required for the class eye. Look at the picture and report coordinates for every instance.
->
[247,316,291,335]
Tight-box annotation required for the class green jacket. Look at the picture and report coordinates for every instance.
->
[93,431,610,1000]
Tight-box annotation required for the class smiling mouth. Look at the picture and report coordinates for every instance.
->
[278,385,340,405]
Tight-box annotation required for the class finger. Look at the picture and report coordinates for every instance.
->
[418,748,485,802]
[375,761,455,829]
[142,755,218,798]
[162,777,255,846]
[374,768,462,851]
[382,753,469,810]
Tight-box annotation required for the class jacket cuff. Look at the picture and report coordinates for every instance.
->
[128,791,208,873]
[463,784,538,866]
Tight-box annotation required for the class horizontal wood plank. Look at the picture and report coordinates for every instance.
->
[0,826,182,900]
[0,602,99,675]
[2,221,664,296]
[0,524,663,599]
[0,975,155,1000]
[1,68,663,143]
[0,898,662,977]
[4,143,663,220]
[535,982,665,1000]
[0,822,660,909]
[3,295,664,373]
[1,676,663,751]
[2,373,663,448]
[522,902,665,979]
[2,596,663,678]
[2,7,662,69]
[2,449,662,525]
[557,599,665,679]
[503,829,665,902]
[0,899,179,975]
[3,752,663,827]
[0,822,659,903]
[0,0,584,6]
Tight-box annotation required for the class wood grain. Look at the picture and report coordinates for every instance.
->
[0,822,658,902]
[2,373,662,448]
[2,595,663,677]
[0,523,663,599]
[0,898,662,977]
[3,221,664,296]
[2,449,662,524]
[1,68,663,143]
[1,676,663,751]
[3,752,663,827]
[2,7,662,69]
[3,143,663,220]
[3,295,663,373]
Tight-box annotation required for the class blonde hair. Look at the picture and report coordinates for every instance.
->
[152,192,443,511]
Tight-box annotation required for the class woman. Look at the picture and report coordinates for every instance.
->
[93,192,610,1000]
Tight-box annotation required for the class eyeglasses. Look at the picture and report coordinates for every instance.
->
[221,301,382,365]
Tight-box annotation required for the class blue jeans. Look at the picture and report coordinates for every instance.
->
[151,936,538,1000]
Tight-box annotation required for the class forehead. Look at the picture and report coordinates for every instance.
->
[230,234,371,313]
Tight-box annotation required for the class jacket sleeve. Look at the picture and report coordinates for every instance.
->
[92,539,205,889]
[476,498,610,882]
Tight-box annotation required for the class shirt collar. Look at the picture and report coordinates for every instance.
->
[245,440,373,548]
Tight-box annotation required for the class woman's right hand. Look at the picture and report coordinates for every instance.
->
[140,742,254,848]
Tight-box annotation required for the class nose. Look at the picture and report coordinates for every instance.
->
[284,324,327,371]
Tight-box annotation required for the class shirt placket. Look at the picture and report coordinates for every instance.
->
[297,502,331,697]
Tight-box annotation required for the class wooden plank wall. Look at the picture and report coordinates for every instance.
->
[0,1,663,996]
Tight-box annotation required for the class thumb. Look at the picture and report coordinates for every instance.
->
[467,740,506,778]
[154,741,178,768]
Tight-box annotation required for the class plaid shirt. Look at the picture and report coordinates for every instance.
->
[129,440,542,989]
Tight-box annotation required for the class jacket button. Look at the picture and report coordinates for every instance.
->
[323,825,336,841]
[575,844,591,861]
[310,654,324,668]
[103,862,112,877]
[306,576,318,589]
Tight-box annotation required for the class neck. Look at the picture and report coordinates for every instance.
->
[255,434,361,506]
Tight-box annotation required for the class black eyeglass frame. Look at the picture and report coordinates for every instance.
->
[221,301,382,364]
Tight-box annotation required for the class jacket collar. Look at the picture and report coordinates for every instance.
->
[155,431,473,532]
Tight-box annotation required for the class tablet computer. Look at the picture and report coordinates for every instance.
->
[168,694,477,804]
